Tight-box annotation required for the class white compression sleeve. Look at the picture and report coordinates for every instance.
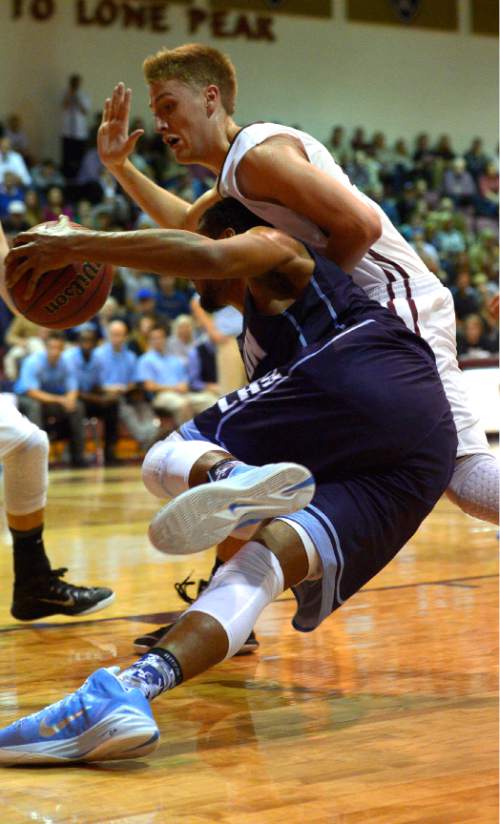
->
[447,453,499,524]
[185,540,285,659]
[142,431,226,499]
[3,428,49,515]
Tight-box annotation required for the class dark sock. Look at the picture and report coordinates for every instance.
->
[207,459,246,483]
[10,526,51,585]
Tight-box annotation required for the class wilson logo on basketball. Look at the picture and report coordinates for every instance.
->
[44,262,101,314]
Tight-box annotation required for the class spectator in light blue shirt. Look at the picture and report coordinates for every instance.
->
[94,320,138,390]
[138,324,192,425]
[63,328,120,464]
[93,319,156,449]
[16,331,86,467]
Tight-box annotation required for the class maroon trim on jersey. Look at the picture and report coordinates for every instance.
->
[368,248,421,335]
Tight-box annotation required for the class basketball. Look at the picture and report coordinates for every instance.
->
[8,222,113,330]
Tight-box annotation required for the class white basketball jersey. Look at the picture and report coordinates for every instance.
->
[218,123,438,293]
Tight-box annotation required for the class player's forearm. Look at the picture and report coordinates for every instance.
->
[109,160,191,229]
[71,228,219,279]
[27,389,62,404]
[325,210,382,273]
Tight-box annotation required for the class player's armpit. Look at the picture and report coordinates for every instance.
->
[236,142,382,272]
[0,223,18,314]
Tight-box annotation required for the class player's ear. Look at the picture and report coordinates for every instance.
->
[205,85,220,115]
[219,228,236,239]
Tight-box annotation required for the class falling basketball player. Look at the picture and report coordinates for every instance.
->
[0,198,457,763]
[0,222,114,622]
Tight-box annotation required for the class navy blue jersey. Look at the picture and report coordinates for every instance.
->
[238,245,406,380]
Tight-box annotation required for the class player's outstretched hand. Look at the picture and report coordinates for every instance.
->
[98,82,144,171]
[5,216,76,300]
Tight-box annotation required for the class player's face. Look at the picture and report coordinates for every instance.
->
[149,79,213,165]
[46,339,64,364]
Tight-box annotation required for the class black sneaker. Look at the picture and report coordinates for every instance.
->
[132,624,259,656]
[11,567,115,621]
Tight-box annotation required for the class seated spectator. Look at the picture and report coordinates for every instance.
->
[410,227,440,273]
[451,271,480,320]
[94,319,156,449]
[15,331,86,467]
[3,316,46,382]
[155,275,194,321]
[433,134,456,161]
[464,137,490,181]
[119,266,158,307]
[344,151,375,192]
[3,200,30,235]
[0,137,31,187]
[137,324,192,426]
[62,328,120,465]
[187,335,220,411]
[0,172,25,219]
[97,169,131,225]
[477,161,499,217]
[457,314,498,359]
[24,189,43,227]
[128,288,158,329]
[72,142,104,205]
[42,186,74,222]
[191,301,245,396]
[325,125,348,164]
[31,159,65,195]
[350,126,368,153]
[442,157,477,208]
[128,314,157,357]
[434,213,466,257]
[4,114,30,162]
[167,314,195,363]
[75,199,94,228]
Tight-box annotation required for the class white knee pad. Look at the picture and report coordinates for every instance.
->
[3,428,49,515]
[447,453,499,524]
[142,431,226,500]
[185,540,285,659]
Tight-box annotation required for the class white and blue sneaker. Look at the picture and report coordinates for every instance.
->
[0,668,159,765]
[148,461,315,555]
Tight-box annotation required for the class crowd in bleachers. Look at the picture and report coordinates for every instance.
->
[0,108,497,464]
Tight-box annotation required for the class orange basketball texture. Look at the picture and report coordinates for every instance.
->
[8,222,113,330]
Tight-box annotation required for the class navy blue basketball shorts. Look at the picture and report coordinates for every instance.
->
[179,319,458,632]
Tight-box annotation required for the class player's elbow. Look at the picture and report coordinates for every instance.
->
[361,207,382,247]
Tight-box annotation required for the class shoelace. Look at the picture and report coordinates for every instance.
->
[174,574,209,605]
[48,568,91,596]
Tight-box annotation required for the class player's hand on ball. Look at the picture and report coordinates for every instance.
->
[98,82,144,171]
[6,217,76,299]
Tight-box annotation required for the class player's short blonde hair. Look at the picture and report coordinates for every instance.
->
[143,43,238,115]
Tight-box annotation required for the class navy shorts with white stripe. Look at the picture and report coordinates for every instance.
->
[180,318,457,633]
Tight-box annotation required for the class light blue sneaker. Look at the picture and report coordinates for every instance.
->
[0,668,159,765]
[148,461,315,555]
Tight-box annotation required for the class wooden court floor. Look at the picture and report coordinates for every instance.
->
[0,465,497,824]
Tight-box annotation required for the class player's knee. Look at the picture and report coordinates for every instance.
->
[447,453,499,524]
[3,428,49,515]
